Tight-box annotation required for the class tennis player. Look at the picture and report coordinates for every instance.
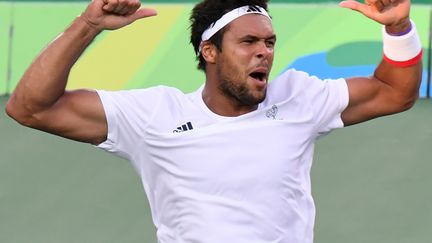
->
[6,0,422,242]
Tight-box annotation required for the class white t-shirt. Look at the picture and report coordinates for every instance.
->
[96,69,349,243]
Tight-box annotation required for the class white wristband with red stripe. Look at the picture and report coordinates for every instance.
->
[382,20,423,67]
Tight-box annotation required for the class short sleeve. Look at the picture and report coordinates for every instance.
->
[309,77,349,137]
[268,69,349,138]
[95,86,164,160]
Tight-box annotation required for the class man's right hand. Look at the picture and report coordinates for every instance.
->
[81,0,157,31]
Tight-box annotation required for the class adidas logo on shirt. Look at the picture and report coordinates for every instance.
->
[173,122,194,133]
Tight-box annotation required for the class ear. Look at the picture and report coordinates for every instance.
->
[201,42,218,64]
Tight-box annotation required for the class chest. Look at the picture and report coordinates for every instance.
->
[140,118,315,197]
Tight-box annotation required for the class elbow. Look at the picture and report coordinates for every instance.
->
[396,92,419,113]
[5,96,18,120]
[5,96,37,128]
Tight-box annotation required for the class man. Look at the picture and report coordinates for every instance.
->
[6,0,422,242]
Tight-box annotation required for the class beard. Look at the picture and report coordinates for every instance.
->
[219,77,267,106]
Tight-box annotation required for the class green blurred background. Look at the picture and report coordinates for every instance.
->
[1,0,431,243]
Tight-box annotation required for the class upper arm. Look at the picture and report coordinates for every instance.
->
[341,60,422,126]
[6,89,108,145]
[342,75,396,126]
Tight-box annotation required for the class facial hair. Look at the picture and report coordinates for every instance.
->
[219,76,267,106]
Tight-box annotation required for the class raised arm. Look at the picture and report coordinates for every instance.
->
[339,0,422,126]
[5,0,157,144]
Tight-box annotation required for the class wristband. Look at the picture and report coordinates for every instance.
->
[382,20,422,67]
[387,23,412,36]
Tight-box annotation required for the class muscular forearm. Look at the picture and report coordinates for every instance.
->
[340,0,424,125]
[5,0,156,144]
[374,58,422,108]
[375,18,423,107]
[7,0,156,122]
[8,17,100,117]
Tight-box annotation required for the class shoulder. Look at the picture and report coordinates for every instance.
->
[97,85,184,97]
[265,69,319,103]
[269,68,326,90]
[267,68,347,100]
[96,85,187,106]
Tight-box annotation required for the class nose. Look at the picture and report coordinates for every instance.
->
[256,41,273,59]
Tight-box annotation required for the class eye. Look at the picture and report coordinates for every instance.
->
[266,40,275,48]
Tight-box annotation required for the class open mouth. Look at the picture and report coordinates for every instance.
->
[249,71,266,82]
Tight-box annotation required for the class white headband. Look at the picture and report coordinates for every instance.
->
[199,5,271,53]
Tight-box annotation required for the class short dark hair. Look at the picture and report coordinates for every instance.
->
[190,0,269,71]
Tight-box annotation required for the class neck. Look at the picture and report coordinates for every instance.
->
[201,79,258,117]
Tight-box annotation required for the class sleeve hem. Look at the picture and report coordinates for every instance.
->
[338,78,350,127]
[94,90,116,151]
